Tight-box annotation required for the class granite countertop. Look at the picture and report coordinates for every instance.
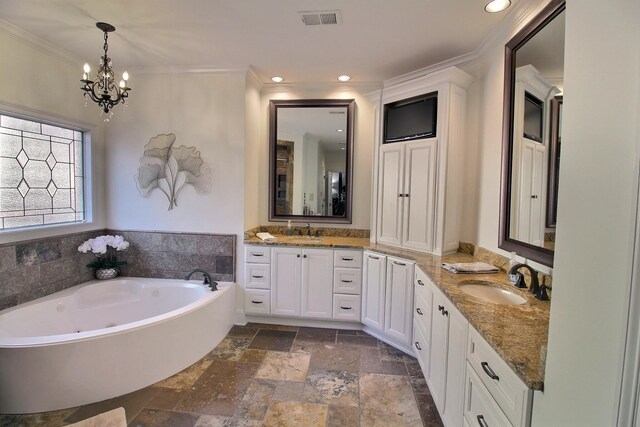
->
[244,235,550,390]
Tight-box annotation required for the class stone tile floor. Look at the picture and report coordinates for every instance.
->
[0,324,443,427]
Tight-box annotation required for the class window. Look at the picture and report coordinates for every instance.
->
[0,113,85,230]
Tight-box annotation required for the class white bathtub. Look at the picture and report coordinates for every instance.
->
[0,277,235,414]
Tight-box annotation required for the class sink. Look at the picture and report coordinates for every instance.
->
[288,236,322,242]
[458,281,527,305]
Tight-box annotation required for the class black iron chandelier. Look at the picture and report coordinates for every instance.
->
[81,22,131,116]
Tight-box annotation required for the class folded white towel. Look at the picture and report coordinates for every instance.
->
[441,262,500,274]
[256,232,276,241]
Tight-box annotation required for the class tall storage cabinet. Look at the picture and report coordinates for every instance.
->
[370,66,474,255]
[378,139,437,252]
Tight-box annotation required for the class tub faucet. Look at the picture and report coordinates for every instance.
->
[185,269,218,291]
[508,263,539,296]
[306,223,311,237]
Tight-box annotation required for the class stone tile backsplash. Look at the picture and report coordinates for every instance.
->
[0,229,236,311]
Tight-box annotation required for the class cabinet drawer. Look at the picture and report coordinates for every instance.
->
[333,268,362,294]
[245,245,271,263]
[245,289,270,315]
[412,320,430,376]
[244,263,270,289]
[332,294,361,322]
[467,326,531,427]
[334,250,363,268]
[413,284,432,343]
[415,267,434,300]
[464,363,513,427]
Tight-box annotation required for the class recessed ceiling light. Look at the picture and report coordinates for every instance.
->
[337,75,351,82]
[484,0,511,12]
[271,76,284,83]
[336,129,344,132]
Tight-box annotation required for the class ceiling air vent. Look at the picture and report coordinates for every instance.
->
[299,10,342,26]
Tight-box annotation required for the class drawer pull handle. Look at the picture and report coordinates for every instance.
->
[477,415,489,427]
[442,309,448,317]
[416,308,424,315]
[251,253,264,257]
[251,300,263,304]
[341,280,353,283]
[368,255,379,260]
[415,341,422,350]
[297,254,301,258]
[393,261,406,266]
[438,305,444,312]
[417,279,424,286]
[340,306,352,310]
[481,362,500,381]
[251,275,264,279]
[341,257,354,261]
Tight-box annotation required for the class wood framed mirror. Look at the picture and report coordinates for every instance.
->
[499,0,565,267]
[268,99,355,223]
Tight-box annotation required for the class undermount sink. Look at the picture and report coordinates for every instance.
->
[288,236,322,242]
[458,280,527,305]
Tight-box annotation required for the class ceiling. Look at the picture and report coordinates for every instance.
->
[0,0,517,84]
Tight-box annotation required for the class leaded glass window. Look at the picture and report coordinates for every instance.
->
[0,114,84,230]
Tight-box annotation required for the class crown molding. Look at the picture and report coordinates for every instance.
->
[260,81,382,95]
[125,65,249,76]
[383,0,550,88]
[245,67,264,90]
[0,18,82,65]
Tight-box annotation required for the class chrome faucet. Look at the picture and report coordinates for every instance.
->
[508,263,548,300]
[306,223,311,237]
[185,268,218,291]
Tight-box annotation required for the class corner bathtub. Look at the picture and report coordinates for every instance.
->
[0,277,235,414]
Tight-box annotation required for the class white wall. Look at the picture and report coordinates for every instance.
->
[0,27,106,244]
[256,86,375,229]
[104,72,246,236]
[244,73,262,231]
[532,0,640,425]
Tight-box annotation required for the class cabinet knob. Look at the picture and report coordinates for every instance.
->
[442,309,448,317]
[438,305,444,312]
[531,194,539,199]
[481,362,500,381]
[303,254,307,258]
[416,308,424,315]
[297,254,300,258]
[417,279,424,286]
[415,341,422,351]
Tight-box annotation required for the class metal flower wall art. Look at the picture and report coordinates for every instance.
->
[135,133,212,210]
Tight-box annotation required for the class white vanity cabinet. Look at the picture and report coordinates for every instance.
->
[332,249,363,322]
[464,326,533,427]
[413,268,435,378]
[244,245,272,315]
[271,247,334,319]
[361,250,415,351]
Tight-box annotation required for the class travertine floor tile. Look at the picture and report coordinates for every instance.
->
[296,327,337,343]
[328,404,360,427]
[360,373,423,427]
[263,401,328,427]
[255,351,310,382]
[194,415,263,427]
[205,337,251,362]
[235,379,277,420]
[303,368,359,407]
[293,341,361,373]
[272,381,306,402]
[130,409,199,427]
[0,408,75,427]
[64,387,160,424]
[249,329,297,351]
[155,359,212,389]
[337,334,379,347]
[379,341,416,362]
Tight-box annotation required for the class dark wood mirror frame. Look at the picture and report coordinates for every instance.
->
[268,99,356,223]
[499,0,565,267]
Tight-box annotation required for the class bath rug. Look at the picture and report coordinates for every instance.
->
[66,407,126,427]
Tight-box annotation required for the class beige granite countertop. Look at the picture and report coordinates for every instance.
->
[244,235,550,390]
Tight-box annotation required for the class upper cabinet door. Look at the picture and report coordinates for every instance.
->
[361,251,387,331]
[301,248,334,319]
[402,139,437,252]
[377,145,404,246]
[271,247,302,316]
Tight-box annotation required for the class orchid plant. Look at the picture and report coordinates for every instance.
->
[78,235,130,270]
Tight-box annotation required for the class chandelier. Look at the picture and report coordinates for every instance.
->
[81,22,131,116]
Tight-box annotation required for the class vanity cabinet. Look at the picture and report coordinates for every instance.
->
[378,139,437,252]
[413,268,434,377]
[362,250,415,350]
[244,245,272,315]
[464,326,533,427]
[332,249,363,322]
[271,247,334,319]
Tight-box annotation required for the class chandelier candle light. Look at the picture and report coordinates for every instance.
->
[81,22,131,118]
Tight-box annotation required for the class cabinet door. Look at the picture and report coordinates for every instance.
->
[429,287,449,414]
[301,248,334,319]
[383,256,415,346]
[443,302,469,427]
[271,247,302,316]
[402,139,437,252]
[377,144,404,246]
[361,251,387,331]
